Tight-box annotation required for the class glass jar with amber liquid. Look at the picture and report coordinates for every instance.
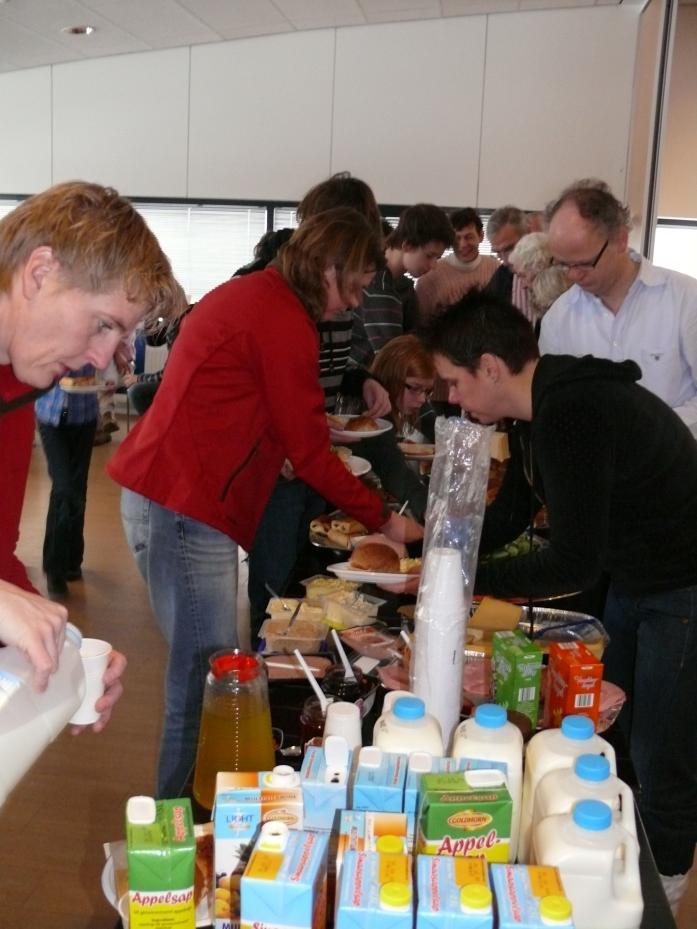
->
[193,650,275,810]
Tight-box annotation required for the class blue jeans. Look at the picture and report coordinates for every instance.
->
[247,478,325,639]
[602,583,697,875]
[121,489,239,798]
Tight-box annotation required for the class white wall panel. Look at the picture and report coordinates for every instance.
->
[188,31,335,200]
[479,7,639,210]
[332,17,486,206]
[0,68,51,193]
[52,48,190,197]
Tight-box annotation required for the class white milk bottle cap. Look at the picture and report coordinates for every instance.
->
[267,765,300,787]
[126,796,156,825]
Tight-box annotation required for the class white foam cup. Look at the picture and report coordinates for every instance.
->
[323,701,362,751]
[420,548,465,612]
[69,637,112,725]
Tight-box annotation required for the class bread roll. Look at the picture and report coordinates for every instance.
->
[59,375,96,387]
[345,415,379,432]
[349,542,400,573]
[310,515,332,536]
[331,517,367,535]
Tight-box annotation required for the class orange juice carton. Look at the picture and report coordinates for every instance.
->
[416,855,493,929]
[213,768,303,928]
[240,821,329,929]
[417,770,512,863]
[336,810,412,878]
[544,643,603,728]
[336,849,414,929]
[300,735,352,830]
[490,864,574,928]
[352,746,408,813]
[492,630,543,728]
[125,795,196,929]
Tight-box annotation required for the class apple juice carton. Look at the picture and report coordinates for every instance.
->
[125,795,196,929]
[544,642,602,729]
[352,746,408,813]
[213,768,303,928]
[336,849,414,929]
[492,630,543,729]
[417,770,512,863]
[416,855,493,929]
[300,735,352,830]
[490,864,574,928]
[240,822,329,929]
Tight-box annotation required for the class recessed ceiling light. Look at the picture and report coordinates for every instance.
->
[61,25,95,36]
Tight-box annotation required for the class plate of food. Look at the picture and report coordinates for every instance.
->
[328,542,421,584]
[310,513,368,551]
[398,441,435,460]
[59,375,111,394]
[327,414,392,440]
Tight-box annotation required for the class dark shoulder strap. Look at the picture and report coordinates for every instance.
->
[0,387,48,417]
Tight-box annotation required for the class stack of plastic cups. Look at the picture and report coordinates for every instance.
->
[411,546,466,752]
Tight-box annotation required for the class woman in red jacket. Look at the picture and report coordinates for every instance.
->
[109,207,423,798]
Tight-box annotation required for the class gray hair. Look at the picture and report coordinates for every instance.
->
[509,233,552,277]
[531,265,571,314]
[487,205,526,239]
[545,178,631,236]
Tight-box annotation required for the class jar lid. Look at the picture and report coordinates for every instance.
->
[474,703,506,728]
[460,883,492,912]
[573,799,612,831]
[574,753,610,782]
[211,650,260,681]
[380,881,411,910]
[561,715,594,740]
[393,696,425,720]
[540,895,573,924]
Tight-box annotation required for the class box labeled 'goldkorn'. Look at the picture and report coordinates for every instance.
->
[416,855,493,929]
[417,771,512,863]
[213,770,303,929]
[126,796,196,929]
[240,825,329,929]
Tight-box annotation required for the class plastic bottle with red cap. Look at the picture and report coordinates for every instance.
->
[192,649,275,809]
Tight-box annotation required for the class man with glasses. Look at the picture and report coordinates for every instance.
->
[540,178,697,436]
[485,206,534,323]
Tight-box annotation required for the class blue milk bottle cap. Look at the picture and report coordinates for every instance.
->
[474,703,507,728]
[574,753,610,782]
[572,799,612,831]
[560,715,594,740]
[393,696,425,720]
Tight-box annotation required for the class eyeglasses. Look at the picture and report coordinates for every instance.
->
[553,239,609,273]
[404,382,433,399]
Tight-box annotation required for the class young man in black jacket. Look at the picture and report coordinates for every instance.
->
[422,288,697,914]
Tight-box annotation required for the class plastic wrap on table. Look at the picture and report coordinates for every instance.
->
[410,416,492,750]
[517,608,609,658]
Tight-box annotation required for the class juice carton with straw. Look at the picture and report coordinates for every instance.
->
[126,795,196,929]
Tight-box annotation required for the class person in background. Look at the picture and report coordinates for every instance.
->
[422,288,697,916]
[0,180,183,727]
[121,307,193,416]
[109,207,423,798]
[350,203,454,367]
[234,228,294,277]
[541,178,697,437]
[35,366,99,597]
[416,207,498,322]
[370,334,436,444]
[485,205,534,322]
[508,232,570,332]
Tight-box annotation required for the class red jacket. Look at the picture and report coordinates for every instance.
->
[108,268,387,551]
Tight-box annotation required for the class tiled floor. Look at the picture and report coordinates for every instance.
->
[0,416,694,927]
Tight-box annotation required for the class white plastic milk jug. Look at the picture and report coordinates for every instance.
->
[373,695,444,757]
[451,703,523,862]
[533,799,643,929]
[531,753,637,859]
[518,714,617,862]
[0,622,86,807]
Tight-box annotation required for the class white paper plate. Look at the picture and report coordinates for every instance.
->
[398,442,435,460]
[348,455,371,477]
[59,383,111,394]
[329,415,392,440]
[328,561,420,584]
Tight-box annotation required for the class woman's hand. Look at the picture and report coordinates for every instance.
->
[0,581,67,692]
[70,649,127,735]
[362,378,391,418]
[122,372,139,388]
[380,510,424,544]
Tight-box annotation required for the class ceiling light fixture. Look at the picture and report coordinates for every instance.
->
[61,25,95,36]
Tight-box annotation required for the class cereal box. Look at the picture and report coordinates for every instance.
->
[544,642,602,728]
